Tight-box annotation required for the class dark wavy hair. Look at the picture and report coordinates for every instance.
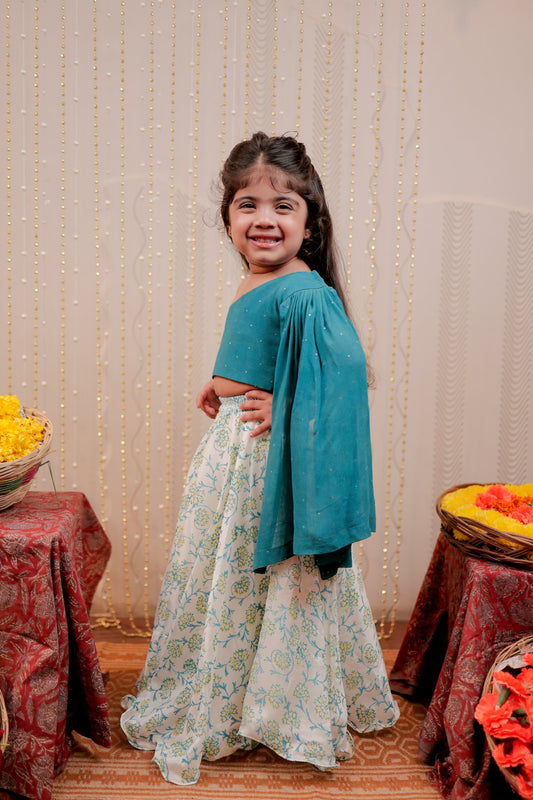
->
[219,131,349,314]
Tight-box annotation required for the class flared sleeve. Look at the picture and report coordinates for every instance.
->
[253,281,376,579]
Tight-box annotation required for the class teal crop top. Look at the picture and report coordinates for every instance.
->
[213,270,376,578]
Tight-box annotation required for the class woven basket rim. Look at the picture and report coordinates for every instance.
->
[481,634,533,796]
[0,689,8,752]
[0,407,53,479]
[436,482,533,569]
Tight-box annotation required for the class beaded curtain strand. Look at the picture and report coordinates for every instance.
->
[5,2,13,390]
[32,2,40,406]
[164,0,177,562]
[377,0,410,638]
[216,2,230,341]
[59,1,67,487]
[182,0,202,485]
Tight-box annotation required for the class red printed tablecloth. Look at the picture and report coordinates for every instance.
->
[0,492,112,800]
[390,532,533,800]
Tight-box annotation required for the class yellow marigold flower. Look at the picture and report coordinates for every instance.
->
[0,395,45,462]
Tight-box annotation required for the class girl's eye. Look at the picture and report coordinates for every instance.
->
[239,201,255,209]
[276,203,293,211]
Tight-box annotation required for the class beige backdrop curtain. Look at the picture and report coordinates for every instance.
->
[1,0,531,635]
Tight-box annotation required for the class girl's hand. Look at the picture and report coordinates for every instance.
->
[196,379,221,419]
[240,390,273,437]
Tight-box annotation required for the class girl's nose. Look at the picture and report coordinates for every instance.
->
[254,207,275,226]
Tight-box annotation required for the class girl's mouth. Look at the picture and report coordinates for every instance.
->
[250,235,281,247]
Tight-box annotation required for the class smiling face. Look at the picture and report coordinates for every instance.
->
[226,169,310,275]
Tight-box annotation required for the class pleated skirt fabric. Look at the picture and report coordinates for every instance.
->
[120,396,399,785]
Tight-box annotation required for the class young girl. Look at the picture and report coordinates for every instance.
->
[120,132,399,785]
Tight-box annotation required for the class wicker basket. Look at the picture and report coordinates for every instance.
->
[0,689,8,755]
[436,483,533,571]
[0,407,53,511]
[481,634,533,797]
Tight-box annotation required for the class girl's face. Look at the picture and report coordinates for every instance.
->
[227,171,310,274]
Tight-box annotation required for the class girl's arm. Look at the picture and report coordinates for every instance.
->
[196,379,221,418]
[240,390,272,437]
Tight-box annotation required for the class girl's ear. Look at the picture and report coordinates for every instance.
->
[304,228,311,239]
[226,225,232,240]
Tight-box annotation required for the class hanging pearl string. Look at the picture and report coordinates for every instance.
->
[141,0,156,630]
[32,2,40,406]
[164,0,177,563]
[59,1,67,486]
[345,0,361,291]
[94,0,138,636]
[386,0,426,638]
[320,0,333,183]
[183,0,202,484]
[216,2,229,341]
[366,0,384,359]
[92,0,110,588]
[271,0,278,135]
[377,0,425,639]
[243,2,251,139]
[295,0,304,135]
[378,0,410,639]
[5,2,13,390]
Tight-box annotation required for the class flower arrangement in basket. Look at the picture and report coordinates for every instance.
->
[475,635,533,799]
[436,483,533,570]
[0,394,53,511]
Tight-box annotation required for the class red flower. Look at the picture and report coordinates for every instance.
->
[476,484,517,510]
[475,691,533,743]
[493,739,533,769]
[516,768,533,800]
[494,668,533,700]
[510,505,533,525]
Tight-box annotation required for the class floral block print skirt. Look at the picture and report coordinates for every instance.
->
[120,396,399,785]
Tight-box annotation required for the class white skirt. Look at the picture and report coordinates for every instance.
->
[120,396,399,785]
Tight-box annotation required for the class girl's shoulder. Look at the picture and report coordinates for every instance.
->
[231,270,325,309]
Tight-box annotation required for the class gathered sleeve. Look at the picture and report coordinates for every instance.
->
[253,283,376,578]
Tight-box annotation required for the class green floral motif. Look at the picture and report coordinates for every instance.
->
[234,545,253,570]
[363,644,378,665]
[303,742,326,761]
[345,670,364,693]
[220,703,238,722]
[339,641,352,662]
[215,426,230,449]
[230,649,248,671]
[181,767,199,784]
[340,585,358,609]
[294,682,310,701]
[314,695,331,720]
[355,704,377,726]
[178,613,195,630]
[232,574,252,596]
[188,634,203,652]
[196,594,208,614]
[305,590,322,609]
[241,496,258,516]
[272,649,292,671]
[194,507,211,528]
[160,678,176,699]
[266,685,286,709]
[302,555,315,573]
[203,737,220,758]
